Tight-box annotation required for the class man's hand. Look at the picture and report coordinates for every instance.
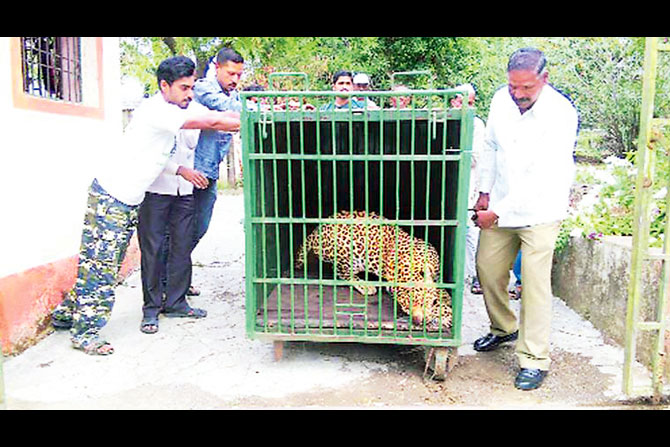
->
[471,193,498,228]
[473,209,498,229]
[177,166,209,189]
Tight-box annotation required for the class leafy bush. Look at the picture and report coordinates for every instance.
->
[565,127,670,250]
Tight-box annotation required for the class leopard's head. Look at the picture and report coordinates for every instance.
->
[399,283,452,329]
[416,287,452,329]
[392,261,451,329]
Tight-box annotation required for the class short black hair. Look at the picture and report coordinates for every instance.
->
[216,47,244,65]
[156,56,196,87]
[507,47,547,75]
[332,70,353,84]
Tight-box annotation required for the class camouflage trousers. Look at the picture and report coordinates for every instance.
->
[52,179,138,348]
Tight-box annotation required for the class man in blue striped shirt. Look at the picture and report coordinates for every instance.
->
[190,48,244,295]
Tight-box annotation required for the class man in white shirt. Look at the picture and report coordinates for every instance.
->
[471,48,578,390]
[352,73,379,109]
[137,101,210,335]
[51,56,240,356]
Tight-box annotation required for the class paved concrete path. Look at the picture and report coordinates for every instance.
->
[2,192,657,409]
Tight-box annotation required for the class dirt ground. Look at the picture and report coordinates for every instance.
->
[221,341,657,409]
[216,341,670,409]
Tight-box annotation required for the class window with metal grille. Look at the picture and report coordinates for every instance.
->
[20,37,82,103]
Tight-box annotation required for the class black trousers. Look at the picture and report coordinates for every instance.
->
[138,192,195,319]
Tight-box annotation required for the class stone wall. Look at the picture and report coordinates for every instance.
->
[552,235,668,369]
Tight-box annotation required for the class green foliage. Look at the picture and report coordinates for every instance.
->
[121,37,238,93]
[584,161,637,237]
[120,36,670,160]
[552,37,645,157]
[120,37,157,95]
[120,37,479,91]
[567,127,670,249]
[372,37,480,88]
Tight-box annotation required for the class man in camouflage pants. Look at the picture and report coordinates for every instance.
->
[51,56,240,355]
[51,180,138,354]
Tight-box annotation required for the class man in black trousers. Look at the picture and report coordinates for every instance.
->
[136,59,238,334]
[137,115,212,333]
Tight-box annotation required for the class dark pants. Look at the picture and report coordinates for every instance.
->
[138,192,195,319]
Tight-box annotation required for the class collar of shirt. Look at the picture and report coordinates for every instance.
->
[501,84,549,121]
[520,85,552,119]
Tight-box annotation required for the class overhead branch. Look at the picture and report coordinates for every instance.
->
[162,37,177,55]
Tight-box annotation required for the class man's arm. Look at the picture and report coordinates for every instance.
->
[473,95,498,229]
[181,110,240,132]
[177,165,209,189]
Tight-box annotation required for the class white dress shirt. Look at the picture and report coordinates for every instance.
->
[478,84,578,228]
[468,116,486,208]
[96,94,202,206]
[146,101,209,196]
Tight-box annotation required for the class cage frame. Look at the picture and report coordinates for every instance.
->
[241,86,474,371]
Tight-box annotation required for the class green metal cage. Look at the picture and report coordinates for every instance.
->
[241,81,474,377]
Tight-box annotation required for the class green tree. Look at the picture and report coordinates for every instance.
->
[529,37,645,157]
[374,37,480,88]
[120,36,669,161]
[121,37,238,92]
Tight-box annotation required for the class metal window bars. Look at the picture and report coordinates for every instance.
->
[20,37,82,103]
[241,75,474,378]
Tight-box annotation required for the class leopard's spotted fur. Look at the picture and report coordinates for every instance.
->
[295,210,451,328]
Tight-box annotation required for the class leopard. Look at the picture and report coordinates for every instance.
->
[295,210,452,329]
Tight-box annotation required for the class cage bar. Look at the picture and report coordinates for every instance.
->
[243,87,473,352]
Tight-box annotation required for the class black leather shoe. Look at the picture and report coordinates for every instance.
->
[473,331,518,352]
[514,368,548,390]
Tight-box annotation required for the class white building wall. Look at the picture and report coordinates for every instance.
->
[0,37,123,278]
